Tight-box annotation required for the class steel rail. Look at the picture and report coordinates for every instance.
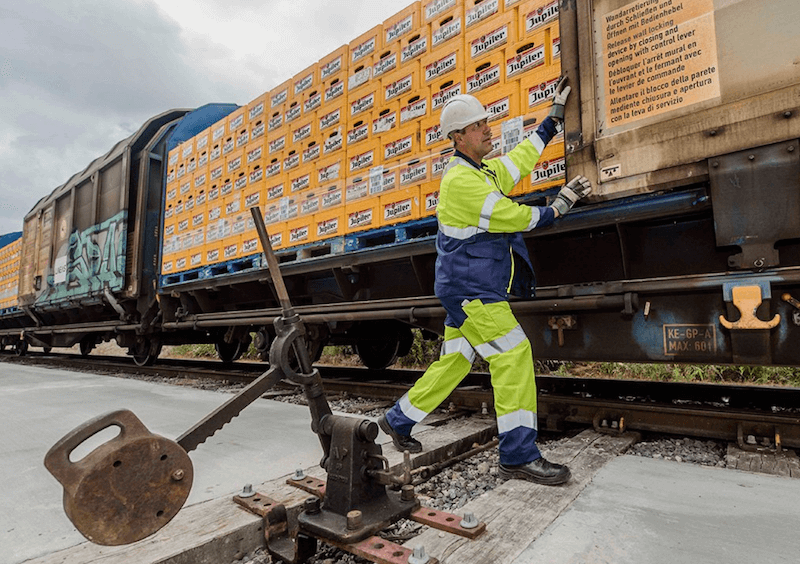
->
[4,352,800,450]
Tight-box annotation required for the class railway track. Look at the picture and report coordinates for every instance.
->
[4,350,800,452]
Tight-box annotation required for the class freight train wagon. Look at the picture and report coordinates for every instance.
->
[2,0,800,370]
[0,105,238,361]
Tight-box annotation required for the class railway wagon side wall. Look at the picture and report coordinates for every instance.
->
[562,0,800,197]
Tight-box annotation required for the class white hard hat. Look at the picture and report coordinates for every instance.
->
[440,94,490,139]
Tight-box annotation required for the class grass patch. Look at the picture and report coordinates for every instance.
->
[171,333,800,387]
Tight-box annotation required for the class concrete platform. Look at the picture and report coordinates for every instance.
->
[512,455,800,564]
[1,362,328,564]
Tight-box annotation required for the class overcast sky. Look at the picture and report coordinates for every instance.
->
[0,0,415,235]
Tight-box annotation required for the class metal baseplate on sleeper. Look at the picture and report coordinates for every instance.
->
[233,472,486,564]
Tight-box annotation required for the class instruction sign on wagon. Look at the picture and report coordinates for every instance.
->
[600,0,721,129]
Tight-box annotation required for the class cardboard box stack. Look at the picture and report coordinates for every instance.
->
[162,0,564,274]
[0,238,21,311]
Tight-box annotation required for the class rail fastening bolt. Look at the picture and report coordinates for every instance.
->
[401,484,416,501]
[304,496,321,515]
[240,484,255,498]
[460,512,479,529]
[408,545,431,564]
[346,510,363,530]
[294,468,305,480]
[171,469,185,481]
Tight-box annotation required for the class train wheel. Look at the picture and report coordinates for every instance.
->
[79,337,95,357]
[132,338,161,367]
[215,340,245,364]
[15,340,28,357]
[42,347,52,354]
[355,322,414,370]
[397,326,414,358]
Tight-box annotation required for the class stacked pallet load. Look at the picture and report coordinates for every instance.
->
[0,238,21,313]
[161,0,564,279]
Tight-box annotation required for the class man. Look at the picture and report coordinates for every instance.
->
[378,78,591,485]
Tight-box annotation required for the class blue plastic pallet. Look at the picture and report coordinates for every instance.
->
[160,254,264,286]
[0,306,21,317]
[344,217,438,252]
[159,217,439,288]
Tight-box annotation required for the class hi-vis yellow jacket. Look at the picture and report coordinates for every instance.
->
[434,117,560,326]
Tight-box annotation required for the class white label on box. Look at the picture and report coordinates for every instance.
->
[486,95,511,122]
[320,108,342,130]
[321,188,343,208]
[425,0,456,21]
[386,15,414,43]
[324,132,344,155]
[373,111,397,134]
[317,217,340,238]
[290,226,309,244]
[351,92,375,116]
[348,208,374,228]
[318,162,341,183]
[401,161,428,186]
[373,52,398,78]
[369,166,384,195]
[470,24,508,59]
[384,198,413,221]
[384,135,414,161]
[506,44,545,80]
[432,82,462,111]
[249,101,264,121]
[321,55,343,80]
[432,16,461,48]
[305,91,322,113]
[467,64,501,93]
[530,157,566,185]
[402,35,428,63]
[325,81,345,103]
[502,116,524,154]
[271,88,288,107]
[294,73,314,96]
[352,36,376,63]
[350,151,374,173]
[526,1,559,34]
[401,98,427,123]
[466,0,499,28]
[385,74,414,101]
[54,255,67,284]
[303,144,321,163]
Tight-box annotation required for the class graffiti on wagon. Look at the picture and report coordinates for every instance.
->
[39,211,127,303]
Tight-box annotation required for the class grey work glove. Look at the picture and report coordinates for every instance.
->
[551,175,592,216]
[548,76,571,121]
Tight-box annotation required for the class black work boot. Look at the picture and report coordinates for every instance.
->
[378,415,422,453]
[498,457,571,485]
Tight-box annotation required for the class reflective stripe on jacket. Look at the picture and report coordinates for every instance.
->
[434,117,560,324]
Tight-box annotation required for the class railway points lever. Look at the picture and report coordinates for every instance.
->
[43,206,484,563]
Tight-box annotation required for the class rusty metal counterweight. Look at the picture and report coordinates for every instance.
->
[43,206,486,563]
